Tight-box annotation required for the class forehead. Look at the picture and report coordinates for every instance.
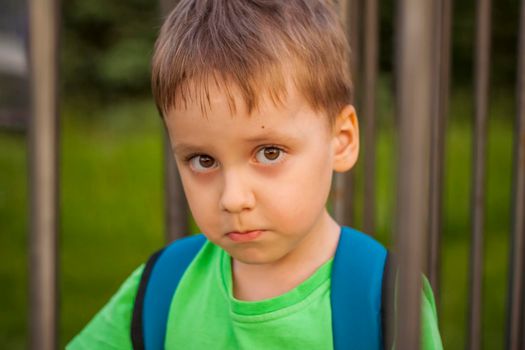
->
[165,81,332,152]
[170,71,295,116]
[167,79,329,128]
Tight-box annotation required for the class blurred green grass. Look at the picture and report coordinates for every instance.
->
[0,100,166,349]
[0,88,516,349]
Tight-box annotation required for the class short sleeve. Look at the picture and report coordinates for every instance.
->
[420,275,444,350]
[66,264,145,350]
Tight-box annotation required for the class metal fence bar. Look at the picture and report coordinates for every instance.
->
[468,0,492,348]
[164,135,189,241]
[160,0,189,241]
[394,0,434,348]
[523,310,525,350]
[388,0,434,349]
[362,0,378,235]
[345,0,360,228]
[334,0,359,227]
[338,0,361,96]
[506,0,525,348]
[333,156,355,226]
[28,0,60,349]
[427,0,453,307]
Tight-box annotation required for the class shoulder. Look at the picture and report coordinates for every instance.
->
[332,226,388,296]
[133,235,214,350]
[66,264,145,349]
[330,227,388,349]
[67,236,210,350]
[421,276,444,349]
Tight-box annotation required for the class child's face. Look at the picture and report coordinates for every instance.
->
[165,83,352,265]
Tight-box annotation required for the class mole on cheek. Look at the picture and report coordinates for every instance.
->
[261,125,265,129]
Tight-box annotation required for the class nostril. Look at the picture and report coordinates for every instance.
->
[219,181,255,213]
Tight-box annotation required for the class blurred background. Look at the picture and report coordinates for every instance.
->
[0,0,521,348]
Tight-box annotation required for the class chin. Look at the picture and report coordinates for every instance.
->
[229,248,283,265]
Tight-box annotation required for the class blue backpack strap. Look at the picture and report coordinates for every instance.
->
[331,226,387,350]
[131,234,207,350]
[131,248,164,350]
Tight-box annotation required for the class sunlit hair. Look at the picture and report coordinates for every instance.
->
[151,0,353,123]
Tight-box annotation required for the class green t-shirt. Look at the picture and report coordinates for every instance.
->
[67,241,443,349]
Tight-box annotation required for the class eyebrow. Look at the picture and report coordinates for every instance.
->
[241,130,301,144]
[172,130,300,156]
[172,143,206,157]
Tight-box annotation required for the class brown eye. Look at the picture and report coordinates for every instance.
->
[189,154,217,172]
[199,155,215,168]
[255,146,284,164]
[264,148,280,160]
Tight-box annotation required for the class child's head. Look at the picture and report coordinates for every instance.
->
[152,0,359,265]
[152,0,352,124]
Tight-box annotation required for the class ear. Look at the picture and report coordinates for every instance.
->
[331,104,359,172]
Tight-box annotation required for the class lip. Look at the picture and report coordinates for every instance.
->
[226,230,264,242]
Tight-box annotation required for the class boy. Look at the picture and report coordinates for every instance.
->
[68,0,443,349]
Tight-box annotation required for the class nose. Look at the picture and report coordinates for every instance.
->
[219,169,255,213]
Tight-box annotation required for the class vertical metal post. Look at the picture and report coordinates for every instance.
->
[394,0,434,348]
[362,0,378,235]
[334,0,359,227]
[28,0,59,349]
[428,0,453,306]
[164,134,189,241]
[160,0,189,242]
[468,0,491,348]
[348,0,361,109]
[333,171,355,226]
[506,0,525,348]
[523,319,525,350]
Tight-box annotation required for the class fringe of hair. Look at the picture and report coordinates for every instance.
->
[151,0,353,123]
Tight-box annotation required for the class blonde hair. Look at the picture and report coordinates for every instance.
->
[151,0,352,122]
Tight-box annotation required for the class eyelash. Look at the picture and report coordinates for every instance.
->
[184,145,287,172]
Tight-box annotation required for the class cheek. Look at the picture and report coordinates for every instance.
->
[265,154,332,221]
[177,170,219,228]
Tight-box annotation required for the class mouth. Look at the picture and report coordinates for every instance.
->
[226,230,264,242]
